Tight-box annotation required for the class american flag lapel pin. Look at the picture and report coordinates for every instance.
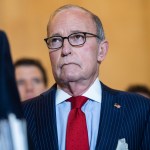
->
[114,103,121,108]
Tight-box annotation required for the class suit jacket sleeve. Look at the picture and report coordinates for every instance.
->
[141,108,150,149]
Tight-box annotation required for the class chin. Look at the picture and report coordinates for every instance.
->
[54,70,84,83]
[58,75,80,84]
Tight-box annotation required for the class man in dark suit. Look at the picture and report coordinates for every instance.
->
[22,5,150,150]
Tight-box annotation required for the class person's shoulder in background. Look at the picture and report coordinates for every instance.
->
[126,84,150,99]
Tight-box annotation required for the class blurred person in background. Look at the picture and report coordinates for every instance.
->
[126,84,150,98]
[14,58,48,101]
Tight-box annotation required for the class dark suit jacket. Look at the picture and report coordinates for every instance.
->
[22,83,150,150]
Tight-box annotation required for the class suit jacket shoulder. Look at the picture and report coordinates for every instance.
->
[22,84,59,150]
[96,83,150,150]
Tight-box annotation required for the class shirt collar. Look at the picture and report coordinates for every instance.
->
[56,78,102,105]
[83,78,102,103]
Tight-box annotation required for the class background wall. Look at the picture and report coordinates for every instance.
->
[0,0,150,90]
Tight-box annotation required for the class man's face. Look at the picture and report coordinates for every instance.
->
[48,8,108,85]
[15,65,46,101]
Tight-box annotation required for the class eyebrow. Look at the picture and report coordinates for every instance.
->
[50,33,61,37]
[50,30,85,37]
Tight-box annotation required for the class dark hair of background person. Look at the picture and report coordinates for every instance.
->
[14,58,48,86]
[126,85,150,98]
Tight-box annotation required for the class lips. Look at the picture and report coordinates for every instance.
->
[60,62,79,68]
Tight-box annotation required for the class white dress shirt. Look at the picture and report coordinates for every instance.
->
[56,78,102,150]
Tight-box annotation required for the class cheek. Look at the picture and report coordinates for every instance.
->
[18,86,25,97]
[50,53,58,69]
[49,52,61,78]
[35,85,45,92]
[81,45,98,64]
[81,46,99,71]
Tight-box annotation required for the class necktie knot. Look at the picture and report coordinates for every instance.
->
[68,96,88,109]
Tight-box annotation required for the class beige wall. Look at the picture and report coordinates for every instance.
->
[0,0,150,90]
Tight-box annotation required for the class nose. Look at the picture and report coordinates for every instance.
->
[61,38,72,56]
[25,82,34,93]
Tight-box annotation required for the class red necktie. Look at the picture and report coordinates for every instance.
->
[66,96,89,150]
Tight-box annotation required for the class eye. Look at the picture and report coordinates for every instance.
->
[48,36,63,48]
[50,37,62,44]
[32,78,43,85]
[70,33,85,41]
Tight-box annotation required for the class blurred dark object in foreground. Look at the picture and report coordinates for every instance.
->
[0,30,22,118]
[0,30,28,150]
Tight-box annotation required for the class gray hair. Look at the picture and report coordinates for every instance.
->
[47,4,105,41]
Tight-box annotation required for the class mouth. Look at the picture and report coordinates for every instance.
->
[61,63,79,68]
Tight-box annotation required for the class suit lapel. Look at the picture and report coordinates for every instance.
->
[33,83,125,150]
[35,84,59,150]
[95,83,125,150]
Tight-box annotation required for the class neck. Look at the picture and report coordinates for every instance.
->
[58,76,98,96]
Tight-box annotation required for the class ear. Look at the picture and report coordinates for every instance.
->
[97,40,109,62]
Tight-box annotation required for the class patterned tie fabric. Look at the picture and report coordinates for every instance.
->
[66,96,89,150]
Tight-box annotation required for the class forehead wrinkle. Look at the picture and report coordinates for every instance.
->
[47,8,95,36]
[51,30,87,37]
[49,19,96,38]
